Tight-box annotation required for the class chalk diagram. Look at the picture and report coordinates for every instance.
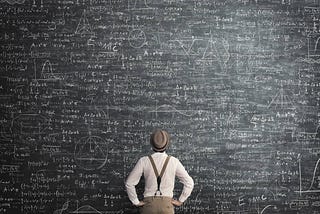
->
[10,114,48,140]
[75,9,94,36]
[128,0,151,10]
[250,86,297,130]
[307,34,320,58]
[149,104,197,119]
[40,60,60,80]
[170,34,230,71]
[128,29,146,48]
[260,205,277,214]
[74,136,109,170]
[267,86,295,110]
[173,38,204,57]
[202,35,230,71]
[54,202,106,214]
[202,37,218,59]
[53,200,120,214]
[71,205,102,214]
[295,155,320,195]
[0,0,25,4]
[297,34,320,63]
[53,201,69,214]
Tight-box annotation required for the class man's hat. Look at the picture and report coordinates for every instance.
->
[150,129,170,152]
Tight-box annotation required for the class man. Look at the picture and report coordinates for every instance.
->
[125,129,194,214]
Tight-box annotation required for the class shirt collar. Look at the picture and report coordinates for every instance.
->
[152,151,167,156]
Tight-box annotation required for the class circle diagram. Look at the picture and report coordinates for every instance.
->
[74,136,109,170]
[128,29,146,48]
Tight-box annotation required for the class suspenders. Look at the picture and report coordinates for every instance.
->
[148,155,171,196]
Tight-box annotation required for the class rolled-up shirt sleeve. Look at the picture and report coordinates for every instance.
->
[175,160,194,203]
[125,158,143,205]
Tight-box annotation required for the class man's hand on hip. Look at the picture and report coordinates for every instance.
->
[135,201,145,207]
[171,199,183,206]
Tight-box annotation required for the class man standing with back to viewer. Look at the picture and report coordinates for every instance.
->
[125,129,194,214]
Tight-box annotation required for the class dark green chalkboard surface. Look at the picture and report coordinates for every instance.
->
[0,0,319,213]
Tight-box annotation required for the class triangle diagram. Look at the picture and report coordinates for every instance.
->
[75,9,93,35]
[268,87,295,109]
[202,38,218,59]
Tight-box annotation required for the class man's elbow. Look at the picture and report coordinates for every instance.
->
[184,176,194,190]
[125,179,131,190]
[189,177,194,189]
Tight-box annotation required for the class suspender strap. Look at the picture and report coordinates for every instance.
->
[148,155,159,177]
[160,156,171,178]
[148,155,171,196]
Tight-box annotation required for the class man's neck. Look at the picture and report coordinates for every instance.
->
[153,151,166,154]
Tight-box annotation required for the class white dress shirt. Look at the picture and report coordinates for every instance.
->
[125,152,194,205]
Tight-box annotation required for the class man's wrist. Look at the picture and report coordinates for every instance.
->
[172,199,183,206]
[178,198,185,203]
[132,199,140,206]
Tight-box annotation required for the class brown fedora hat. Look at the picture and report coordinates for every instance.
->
[150,129,170,152]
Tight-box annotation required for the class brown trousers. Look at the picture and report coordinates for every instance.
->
[139,196,174,214]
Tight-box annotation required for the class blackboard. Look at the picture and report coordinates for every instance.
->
[0,0,320,213]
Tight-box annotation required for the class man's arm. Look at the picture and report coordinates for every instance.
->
[125,158,144,206]
[175,159,194,204]
[171,199,183,206]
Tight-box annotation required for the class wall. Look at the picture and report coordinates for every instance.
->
[0,0,320,213]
